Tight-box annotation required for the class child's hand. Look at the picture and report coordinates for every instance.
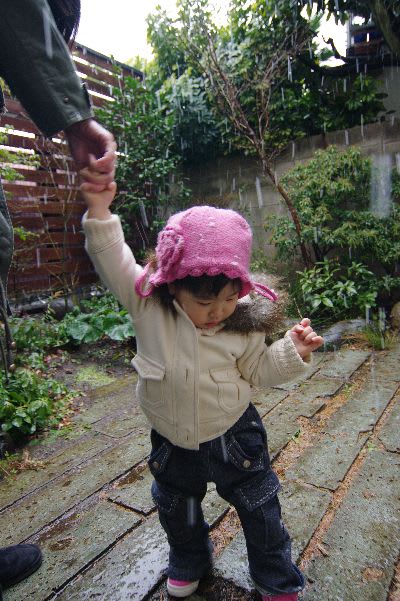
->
[289,318,324,359]
[80,173,117,220]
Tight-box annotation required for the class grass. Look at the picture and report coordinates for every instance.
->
[74,365,116,387]
[361,326,398,350]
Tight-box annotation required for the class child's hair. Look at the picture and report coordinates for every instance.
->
[145,250,241,307]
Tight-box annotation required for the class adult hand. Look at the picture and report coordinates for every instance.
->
[64,118,117,192]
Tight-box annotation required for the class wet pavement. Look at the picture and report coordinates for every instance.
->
[2,344,399,601]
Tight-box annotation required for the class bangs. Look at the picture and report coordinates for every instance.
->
[174,274,241,298]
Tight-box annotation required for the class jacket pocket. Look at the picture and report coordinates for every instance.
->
[132,354,166,408]
[210,366,249,414]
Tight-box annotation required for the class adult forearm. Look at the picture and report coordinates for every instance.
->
[0,0,92,136]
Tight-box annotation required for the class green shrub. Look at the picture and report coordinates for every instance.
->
[295,259,379,319]
[10,315,67,353]
[4,293,134,438]
[0,368,73,436]
[267,146,400,320]
[10,293,135,352]
[59,293,135,344]
[268,146,400,276]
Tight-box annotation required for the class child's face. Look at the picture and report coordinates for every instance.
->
[169,281,240,329]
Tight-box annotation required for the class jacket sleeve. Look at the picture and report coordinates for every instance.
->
[82,212,148,320]
[0,0,92,136]
[237,331,311,388]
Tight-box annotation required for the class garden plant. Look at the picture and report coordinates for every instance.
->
[267,145,400,326]
[1,292,134,440]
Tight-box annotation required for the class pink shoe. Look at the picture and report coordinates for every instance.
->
[262,594,298,601]
[167,577,199,597]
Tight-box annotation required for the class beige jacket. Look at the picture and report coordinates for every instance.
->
[83,214,310,450]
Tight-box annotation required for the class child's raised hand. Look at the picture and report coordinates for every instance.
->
[80,170,117,220]
[289,317,324,359]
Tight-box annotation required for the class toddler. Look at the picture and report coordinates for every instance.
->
[81,180,323,600]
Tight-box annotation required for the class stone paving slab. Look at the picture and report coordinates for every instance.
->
[93,410,148,438]
[263,374,348,459]
[203,484,230,525]
[26,428,100,461]
[0,434,112,511]
[5,498,141,601]
[55,485,227,601]
[378,392,400,452]
[73,376,137,424]
[55,514,167,601]
[281,481,332,561]
[272,353,328,391]
[305,449,400,601]
[108,465,155,515]
[263,396,326,458]
[213,481,332,592]
[293,376,346,401]
[286,379,399,490]
[1,346,398,601]
[0,432,150,546]
[251,387,290,417]
[371,347,400,382]
[263,352,368,459]
[318,349,370,379]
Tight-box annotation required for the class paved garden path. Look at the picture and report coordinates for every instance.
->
[2,343,399,601]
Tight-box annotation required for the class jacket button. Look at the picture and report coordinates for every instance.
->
[152,461,160,470]
[63,96,70,103]
[243,460,251,468]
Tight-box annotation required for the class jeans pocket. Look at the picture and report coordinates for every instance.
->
[234,470,281,511]
[227,433,267,472]
[148,438,172,476]
[151,480,179,516]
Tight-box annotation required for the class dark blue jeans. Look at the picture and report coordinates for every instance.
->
[148,403,305,596]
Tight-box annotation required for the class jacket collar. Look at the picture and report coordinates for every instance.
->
[172,293,284,337]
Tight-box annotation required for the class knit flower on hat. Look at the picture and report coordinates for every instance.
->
[156,225,185,276]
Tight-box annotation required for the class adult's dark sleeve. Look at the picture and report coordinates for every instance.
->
[0,0,93,137]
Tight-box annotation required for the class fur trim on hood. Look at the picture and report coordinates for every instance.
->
[223,291,286,336]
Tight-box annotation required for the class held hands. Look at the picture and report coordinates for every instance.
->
[65,119,117,192]
[289,318,324,360]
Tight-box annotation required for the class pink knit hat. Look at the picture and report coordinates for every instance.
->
[135,205,277,301]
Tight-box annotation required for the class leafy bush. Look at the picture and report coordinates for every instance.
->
[267,146,400,318]
[0,369,73,436]
[3,293,134,438]
[270,146,400,266]
[10,293,135,352]
[296,259,379,317]
[10,315,67,353]
[59,293,135,345]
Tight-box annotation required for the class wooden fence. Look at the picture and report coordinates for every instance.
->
[1,43,140,302]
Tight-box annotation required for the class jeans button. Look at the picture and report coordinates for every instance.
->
[152,461,160,470]
[243,459,251,468]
